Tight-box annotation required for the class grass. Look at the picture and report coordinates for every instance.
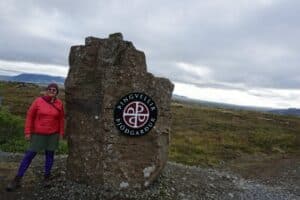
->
[0,106,24,149]
[0,106,68,154]
[169,102,300,166]
[1,81,300,166]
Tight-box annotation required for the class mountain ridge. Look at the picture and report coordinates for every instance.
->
[0,73,65,85]
[0,73,299,116]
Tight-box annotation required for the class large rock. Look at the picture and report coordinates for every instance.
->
[65,33,174,190]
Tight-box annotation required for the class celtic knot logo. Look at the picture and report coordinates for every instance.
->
[123,101,149,128]
[114,93,158,136]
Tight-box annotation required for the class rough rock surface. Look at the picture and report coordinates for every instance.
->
[65,33,174,190]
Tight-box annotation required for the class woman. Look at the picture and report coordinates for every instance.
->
[6,83,64,191]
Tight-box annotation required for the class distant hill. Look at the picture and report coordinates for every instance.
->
[0,73,65,85]
[172,94,271,112]
[172,94,300,117]
[0,75,10,81]
[268,108,300,117]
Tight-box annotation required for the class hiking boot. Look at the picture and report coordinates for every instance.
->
[6,176,22,192]
[42,175,52,188]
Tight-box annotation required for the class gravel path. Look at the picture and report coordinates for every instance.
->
[0,152,299,200]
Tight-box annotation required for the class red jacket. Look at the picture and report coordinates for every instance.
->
[24,97,64,136]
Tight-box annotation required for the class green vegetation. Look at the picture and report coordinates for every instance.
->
[1,81,300,166]
[170,102,300,166]
[0,107,68,154]
[0,106,26,152]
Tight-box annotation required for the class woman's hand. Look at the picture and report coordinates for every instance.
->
[25,135,31,141]
[59,135,64,141]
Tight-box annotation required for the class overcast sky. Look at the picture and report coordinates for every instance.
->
[1,0,300,108]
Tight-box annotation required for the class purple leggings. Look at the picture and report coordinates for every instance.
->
[16,150,54,177]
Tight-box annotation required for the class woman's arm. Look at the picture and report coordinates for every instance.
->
[24,98,39,137]
[59,103,65,137]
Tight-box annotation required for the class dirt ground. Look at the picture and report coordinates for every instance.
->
[224,153,300,195]
[0,152,299,200]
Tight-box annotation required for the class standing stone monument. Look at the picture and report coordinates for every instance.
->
[65,33,174,190]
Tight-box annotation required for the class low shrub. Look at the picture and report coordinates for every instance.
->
[0,107,24,146]
[0,107,68,154]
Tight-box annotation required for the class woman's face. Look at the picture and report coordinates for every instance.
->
[46,87,57,97]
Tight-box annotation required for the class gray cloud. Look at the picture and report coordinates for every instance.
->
[1,0,300,92]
